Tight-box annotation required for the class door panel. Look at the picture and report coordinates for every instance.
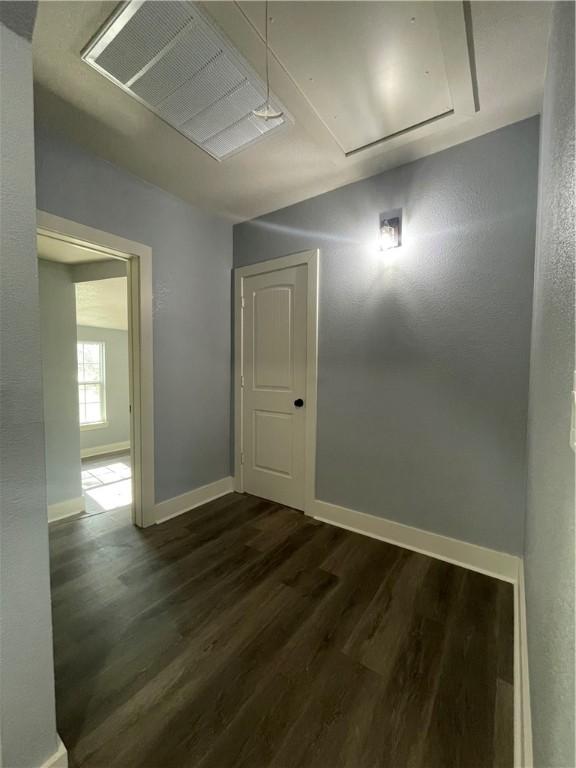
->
[253,286,293,390]
[242,264,307,510]
[253,410,293,476]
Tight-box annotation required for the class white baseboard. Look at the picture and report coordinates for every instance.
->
[48,496,85,524]
[515,561,533,767]
[81,441,130,459]
[41,737,67,768]
[154,476,234,525]
[309,499,520,583]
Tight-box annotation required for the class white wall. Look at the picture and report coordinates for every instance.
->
[39,260,83,507]
[78,326,130,454]
[0,10,60,768]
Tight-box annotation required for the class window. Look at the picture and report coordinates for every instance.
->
[77,341,106,427]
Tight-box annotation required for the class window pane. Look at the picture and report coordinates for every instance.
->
[77,342,105,425]
[80,362,100,383]
[85,403,102,424]
[84,384,101,404]
[83,344,101,364]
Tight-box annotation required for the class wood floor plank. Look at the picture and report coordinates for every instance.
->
[293,614,446,768]
[493,679,514,768]
[81,584,316,767]
[496,580,515,685]
[418,569,501,768]
[49,492,514,768]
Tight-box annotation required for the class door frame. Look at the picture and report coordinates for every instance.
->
[234,249,319,514]
[37,210,155,527]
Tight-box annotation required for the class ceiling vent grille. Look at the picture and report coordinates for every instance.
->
[82,1,291,161]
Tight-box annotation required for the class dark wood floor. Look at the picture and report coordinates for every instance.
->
[49,492,514,768]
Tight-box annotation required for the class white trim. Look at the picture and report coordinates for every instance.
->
[234,250,319,514]
[304,253,319,511]
[40,738,68,768]
[310,498,520,583]
[433,1,477,117]
[234,266,243,493]
[515,560,533,768]
[80,420,109,432]
[154,476,234,525]
[80,440,131,459]
[48,496,85,524]
[37,211,155,528]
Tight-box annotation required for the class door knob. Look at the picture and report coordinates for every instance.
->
[294,398,304,408]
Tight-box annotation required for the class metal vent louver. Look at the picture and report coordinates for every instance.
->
[82,0,291,161]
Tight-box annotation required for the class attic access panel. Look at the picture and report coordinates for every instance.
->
[82,0,291,161]
[238,1,477,156]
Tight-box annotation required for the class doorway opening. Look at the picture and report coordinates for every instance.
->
[75,273,132,518]
[36,211,155,528]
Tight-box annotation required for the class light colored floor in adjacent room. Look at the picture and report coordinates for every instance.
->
[81,451,132,518]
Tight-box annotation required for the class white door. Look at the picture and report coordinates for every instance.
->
[241,263,308,510]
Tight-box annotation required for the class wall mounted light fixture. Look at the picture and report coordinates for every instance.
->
[379,211,402,251]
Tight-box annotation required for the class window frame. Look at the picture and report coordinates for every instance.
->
[77,340,108,430]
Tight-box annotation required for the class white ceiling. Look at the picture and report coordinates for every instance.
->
[32,1,552,221]
[75,278,128,330]
[237,1,459,154]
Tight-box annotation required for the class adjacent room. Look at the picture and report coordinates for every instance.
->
[76,275,132,517]
[0,2,573,768]
[37,234,133,524]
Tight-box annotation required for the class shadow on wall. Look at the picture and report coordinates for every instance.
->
[35,82,153,154]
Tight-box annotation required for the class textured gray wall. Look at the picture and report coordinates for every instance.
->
[0,0,37,40]
[525,3,575,766]
[234,119,540,554]
[35,127,233,503]
[39,260,83,506]
[0,18,59,768]
[78,326,130,452]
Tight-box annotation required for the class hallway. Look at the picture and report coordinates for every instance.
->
[49,492,514,768]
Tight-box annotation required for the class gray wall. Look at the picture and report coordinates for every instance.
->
[78,325,130,452]
[0,13,59,768]
[234,118,540,554]
[525,3,575,766]
[35,127,233,503]
[38,260,82,506]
